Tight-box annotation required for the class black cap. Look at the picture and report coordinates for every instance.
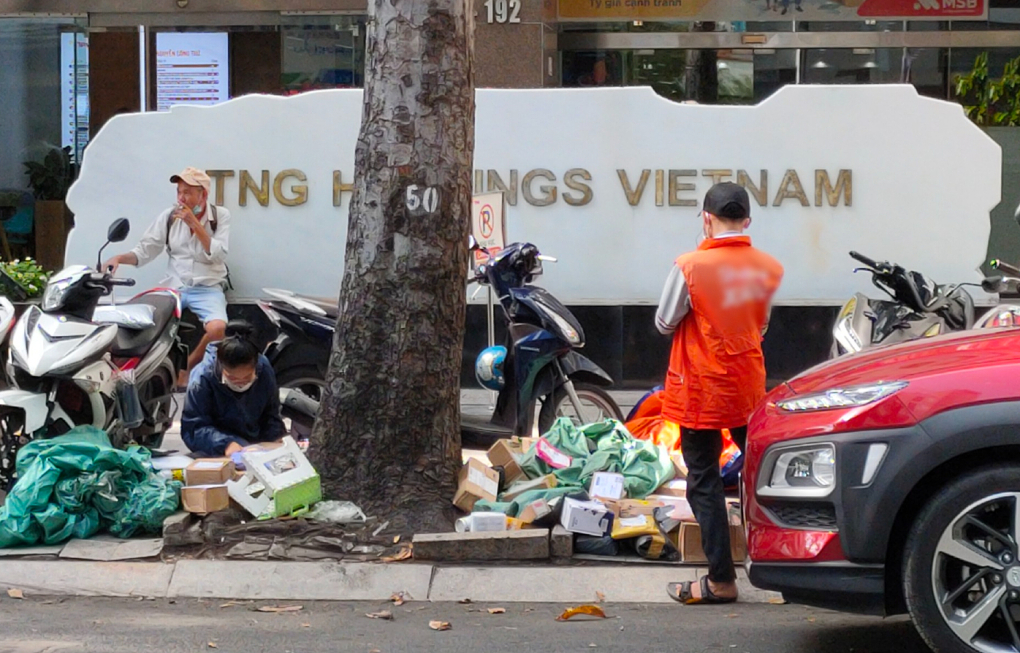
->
[703,182,751,221]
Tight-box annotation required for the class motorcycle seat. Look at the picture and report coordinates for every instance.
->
[110,293,178,359]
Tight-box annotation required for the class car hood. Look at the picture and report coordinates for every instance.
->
[788,327,1020,395]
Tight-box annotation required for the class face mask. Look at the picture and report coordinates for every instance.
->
[222,373,256,393]
[192,203,205,216]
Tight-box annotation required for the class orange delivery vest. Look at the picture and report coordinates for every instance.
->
[662,236,784,430]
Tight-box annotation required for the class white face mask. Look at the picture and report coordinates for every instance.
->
[222,373,256,393]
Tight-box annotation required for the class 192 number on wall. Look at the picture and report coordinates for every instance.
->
[484,0,521,23]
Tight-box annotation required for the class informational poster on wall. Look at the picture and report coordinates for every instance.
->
[155,33,229,112]
[60,32,90,163]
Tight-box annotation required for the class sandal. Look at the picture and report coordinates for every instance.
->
[667,576,737,605]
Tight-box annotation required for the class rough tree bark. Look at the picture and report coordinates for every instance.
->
[308,0,474,533]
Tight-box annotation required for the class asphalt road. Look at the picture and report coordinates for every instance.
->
[0,596,930,653]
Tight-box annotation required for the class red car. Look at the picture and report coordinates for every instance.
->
[744,326,1020,653]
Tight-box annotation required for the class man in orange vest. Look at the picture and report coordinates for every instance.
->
[658,182,783,604]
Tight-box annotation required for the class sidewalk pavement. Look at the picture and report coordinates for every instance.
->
[0,558,777,604]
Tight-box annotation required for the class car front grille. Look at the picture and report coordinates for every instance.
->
[768,503,839,531]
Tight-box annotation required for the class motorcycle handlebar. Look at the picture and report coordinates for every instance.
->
[991,259,1020,278]
[849,251,880,269]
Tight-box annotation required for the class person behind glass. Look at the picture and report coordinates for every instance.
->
[181,321,285,457]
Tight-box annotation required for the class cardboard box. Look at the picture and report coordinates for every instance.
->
[647,495,695,522]
[181,484,230,514]
[589,472,625,501]
[185,459,235,486]
[655,479,687,498]
[501,474,557,502]
[605,498,666,519]
[518,498,552,524]
[452,458,501,512]
[560,497,614,537]
[672,522,747,563]
[515,436,538,453]
[487,440,525,484]
[670,453,687,478]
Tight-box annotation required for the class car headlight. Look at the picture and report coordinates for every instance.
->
[776,381,907,413]
[759,444,836,498]
[42,276,74,312]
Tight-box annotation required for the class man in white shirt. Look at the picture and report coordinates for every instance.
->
[104,167,230,386]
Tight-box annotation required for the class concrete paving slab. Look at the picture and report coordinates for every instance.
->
[0,544,65,558]
[0,561,173,597]
[428,565,704,604]
[166,560,436,601]
[59,537,164,562]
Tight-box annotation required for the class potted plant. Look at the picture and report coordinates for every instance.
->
[23,145,77,271]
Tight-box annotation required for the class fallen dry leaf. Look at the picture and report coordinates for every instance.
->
[727,613,738,619]
[381,545,413,563]
[590,644,598,649]
[220,601,247,609]
[366,611,394,621]
[370,649,382,653]
[7,589,24,600]
[458,599,472,604]
[390,592,406,607]
[207,643,218,649]
[487,608,506,615]
[595,591,606,604]
[257,605,304,613]
[768,598,788,605]
[557,605,608,622]
[393,535,401,544]
[301,623,311,628]
[429,620,452,631]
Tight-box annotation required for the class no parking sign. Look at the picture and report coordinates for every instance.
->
[471,191,506,270]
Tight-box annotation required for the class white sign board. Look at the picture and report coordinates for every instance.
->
[60,32,90,162]
[471,191,506,268]
[66,86,1001,306]
[155,33,229,112]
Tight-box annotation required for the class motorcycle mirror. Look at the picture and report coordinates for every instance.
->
[107,218,130,243]
[468,235,479,251]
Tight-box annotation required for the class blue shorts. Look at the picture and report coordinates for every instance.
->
[180,285,228,325]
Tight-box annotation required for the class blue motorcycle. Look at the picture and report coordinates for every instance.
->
[464,238,622,446]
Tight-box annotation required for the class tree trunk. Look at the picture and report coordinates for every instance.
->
[308,0,474,533]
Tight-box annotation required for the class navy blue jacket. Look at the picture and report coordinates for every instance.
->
[181,347,285,456]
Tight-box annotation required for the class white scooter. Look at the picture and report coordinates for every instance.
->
[0,218,188,488]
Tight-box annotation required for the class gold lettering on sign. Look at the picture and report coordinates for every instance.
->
[274,169,308,207]
[773,169,809,207]
[522,169,557,207]
[487,170,519,206]
[618,169,650,206]
[702,169,733,186]
[207,170,234,206]
[239,170,270,207]
[815,169,852,207]
[333,171,355,207]
[655,170,665,207]
[668,169,698,207]
[738,170,768,207]
[563,169,593,206]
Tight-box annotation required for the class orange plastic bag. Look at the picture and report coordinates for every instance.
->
[625,390,737,471]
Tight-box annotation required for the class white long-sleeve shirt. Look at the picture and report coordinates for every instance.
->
[130,203,230,289]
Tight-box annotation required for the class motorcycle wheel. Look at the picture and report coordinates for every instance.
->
[537,382,624,435]
[275,365,327,403]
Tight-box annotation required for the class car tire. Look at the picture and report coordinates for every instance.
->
[904,464,1020,653]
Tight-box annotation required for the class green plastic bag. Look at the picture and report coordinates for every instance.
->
[503,417,675,508]
[0,426,181,548]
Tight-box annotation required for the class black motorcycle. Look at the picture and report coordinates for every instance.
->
[463,238,622,446]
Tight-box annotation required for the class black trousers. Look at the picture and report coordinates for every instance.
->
[680,426,748,584]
